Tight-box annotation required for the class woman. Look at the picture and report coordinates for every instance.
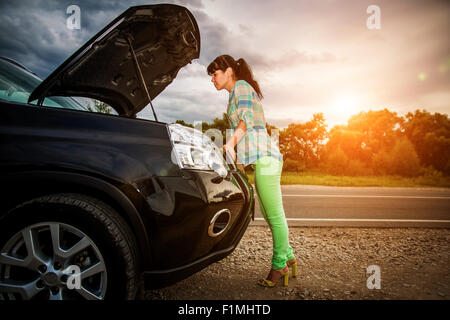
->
[207,55,297,287]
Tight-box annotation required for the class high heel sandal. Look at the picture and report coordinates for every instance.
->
[257,266,289,287]
[286,258,298,278]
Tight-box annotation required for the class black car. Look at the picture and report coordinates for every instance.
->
[0,4,254,300]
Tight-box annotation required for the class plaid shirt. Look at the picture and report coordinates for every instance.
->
[227,80,283,166]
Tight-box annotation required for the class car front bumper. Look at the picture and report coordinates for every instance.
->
[142,170,254,289]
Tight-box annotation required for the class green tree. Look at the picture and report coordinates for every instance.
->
[325,126,366,163]
[402,109,450,175]
[346,109,403,162]
[371,137,422,176]
[372,149,391,175]
[283,158,305,172]
[175,120,194,128]
[389,136,422,177]
[324,146,349,175]
[175,113,280,147]
[87,99,113,114]
[279,113,328,169]
[176,113,228,144]
[325,109,404,176]
[209,113,229,133]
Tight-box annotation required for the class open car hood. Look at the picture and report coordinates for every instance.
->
[28,4,200,118]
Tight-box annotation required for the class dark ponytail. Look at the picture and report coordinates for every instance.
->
[207,55,263,99]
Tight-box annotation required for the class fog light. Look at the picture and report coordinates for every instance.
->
[208,209,231,237]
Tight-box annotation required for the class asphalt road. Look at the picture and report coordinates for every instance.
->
[249,185,450,228]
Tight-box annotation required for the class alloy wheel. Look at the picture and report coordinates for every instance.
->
[0,222,107,300]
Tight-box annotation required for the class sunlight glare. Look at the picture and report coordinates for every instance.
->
[333,94,361,120]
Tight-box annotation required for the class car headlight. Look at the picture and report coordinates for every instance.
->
[168,123,228,177]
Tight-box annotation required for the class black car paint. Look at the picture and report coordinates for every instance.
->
[0,98,254,289]
[0,4,254,290]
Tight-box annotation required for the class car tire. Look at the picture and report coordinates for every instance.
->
[0,193,139,300]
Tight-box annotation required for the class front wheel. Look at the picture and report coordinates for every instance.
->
[0,193,139,300]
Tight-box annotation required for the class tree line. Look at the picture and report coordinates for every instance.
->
[177,108,450,177]
[86,101,449,177]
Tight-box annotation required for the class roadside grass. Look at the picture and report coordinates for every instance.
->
[245,171,450,188]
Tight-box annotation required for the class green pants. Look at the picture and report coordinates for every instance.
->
[253,156,295,270]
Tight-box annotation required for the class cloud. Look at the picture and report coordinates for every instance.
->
[0,0,447,129]
[137,60,227,123]
[0,0,122,77]
[249,50,339,73]
[0,0,205,77]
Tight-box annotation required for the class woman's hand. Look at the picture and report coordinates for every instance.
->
[222,120,246,164]
[223,144,236,163]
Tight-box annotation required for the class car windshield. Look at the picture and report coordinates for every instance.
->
[0,58,88,111]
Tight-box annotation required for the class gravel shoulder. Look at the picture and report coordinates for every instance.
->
[145,226,450,300]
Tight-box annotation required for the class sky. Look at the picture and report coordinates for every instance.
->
[0,0,448,129]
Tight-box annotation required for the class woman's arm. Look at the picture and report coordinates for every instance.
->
[223,120,246,160]
[224,82,253,161]
[226,120,246,148]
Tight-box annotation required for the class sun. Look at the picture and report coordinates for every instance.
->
[332,94,361,121]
